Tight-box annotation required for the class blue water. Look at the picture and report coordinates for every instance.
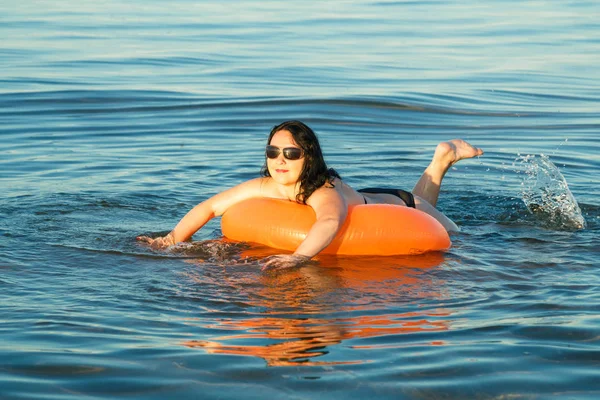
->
[2,1,599,399]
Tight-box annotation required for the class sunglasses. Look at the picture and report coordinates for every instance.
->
[265,145,304,160]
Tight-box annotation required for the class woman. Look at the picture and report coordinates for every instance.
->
[137,120,483,269]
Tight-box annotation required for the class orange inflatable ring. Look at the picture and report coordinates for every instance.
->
[221,198,451,255]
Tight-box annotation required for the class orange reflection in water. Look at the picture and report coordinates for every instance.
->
[182,249,452,367]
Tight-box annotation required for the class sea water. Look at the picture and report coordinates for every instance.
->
[1,1,599,399]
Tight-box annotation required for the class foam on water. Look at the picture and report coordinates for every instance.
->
[518,153,586,230]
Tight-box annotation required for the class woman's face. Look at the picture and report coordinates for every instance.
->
[267,129,305,187]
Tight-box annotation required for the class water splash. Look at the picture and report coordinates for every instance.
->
[517,154,586,230]
[166,239,254,263]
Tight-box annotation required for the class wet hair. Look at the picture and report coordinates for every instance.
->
[261,120,341,204]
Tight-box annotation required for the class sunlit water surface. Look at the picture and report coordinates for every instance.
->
[1,1,599,399]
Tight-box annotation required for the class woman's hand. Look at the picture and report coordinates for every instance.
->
[261,254,312,272]
[136,233,175,250]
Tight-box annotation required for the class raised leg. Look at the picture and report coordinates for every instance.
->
[412,139,483,207]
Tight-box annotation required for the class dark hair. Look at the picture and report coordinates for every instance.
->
[261,120,341,204]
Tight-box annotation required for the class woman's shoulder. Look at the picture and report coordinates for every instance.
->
[216,177,270,200]
[309,178,345,199]
[209,177,272,216]
[331,177,353,193]
[246,176,281,197]
[237,176,270,188]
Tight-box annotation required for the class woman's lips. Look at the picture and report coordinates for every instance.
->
[275,169,288,173]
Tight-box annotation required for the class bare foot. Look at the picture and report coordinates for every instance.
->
[412,139,483,208]
[433,139,484,169]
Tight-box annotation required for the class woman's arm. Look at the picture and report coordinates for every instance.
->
[137,178,265,248]
[293,186,347,258]
[262,185,347,270]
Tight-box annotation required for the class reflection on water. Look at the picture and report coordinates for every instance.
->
[181,253,450,366]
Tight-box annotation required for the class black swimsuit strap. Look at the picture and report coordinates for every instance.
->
[357,188,416,208]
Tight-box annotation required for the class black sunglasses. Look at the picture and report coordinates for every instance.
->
[265,145,304,160]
